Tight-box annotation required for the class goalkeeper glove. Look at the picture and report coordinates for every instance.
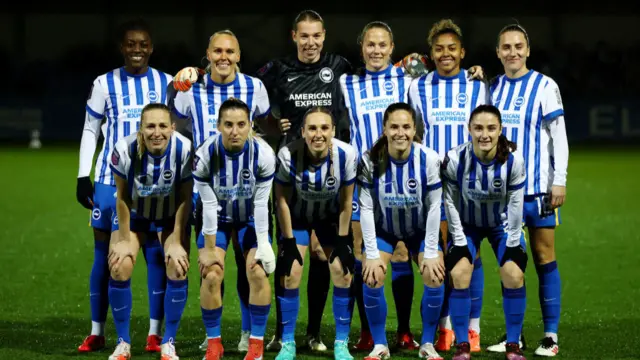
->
[173,67,205,92]
[76,176,94,210]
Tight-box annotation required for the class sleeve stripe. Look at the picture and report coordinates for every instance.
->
[86,105,103,119]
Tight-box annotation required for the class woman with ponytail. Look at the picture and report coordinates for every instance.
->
[358,102,444,360]
[441,104,527,360]
[107,103,194,360]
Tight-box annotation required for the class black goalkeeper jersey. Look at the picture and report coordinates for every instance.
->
[256,53,352,146]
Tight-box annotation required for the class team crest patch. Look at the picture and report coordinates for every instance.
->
[325,175,337,188]
[406,178,418,193]
[319,67,334,83]
[383,80,395,92]
[162,169,175,181]
[492,178,504,189]
[352,201,359,213]
[456,93,468,104]
[111,149,120,166]
[240,169,253,183]
[147,90,159,103]
[257,61,273,76]
[513,96,525,107]
[92,209,101,220]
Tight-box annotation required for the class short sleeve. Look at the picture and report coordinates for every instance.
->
[254,79,271,118]
[86,78,106,119]
[274,146,293,185]
[109,140,130,179]
[257,140,276,182]
[193,139,212,182]
[542,78,564,122]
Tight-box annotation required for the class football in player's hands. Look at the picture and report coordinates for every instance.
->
[173,67,201,92]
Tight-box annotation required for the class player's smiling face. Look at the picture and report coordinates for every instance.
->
[431,32,464,77]
[470,111,501,154]
[362,27,394,72]
[302,112,334,158]
[219,108,250,152]
[121,30,153,74]
[140,109,173,155]
[384,109,416,156]
[497,31,530,77]
[207,34,240,81]
[293,20,325,64]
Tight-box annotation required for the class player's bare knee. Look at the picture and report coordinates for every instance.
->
[421,271,443,288]
[203,264,224,290]
[110,257,133,281]
[450,260,473,289]
[166,260,188,281]
[500,261,524,288]
[329,259,351,287]
[284,261,303,289]
[246,262,268,287]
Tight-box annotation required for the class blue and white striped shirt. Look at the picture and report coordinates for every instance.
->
[490,70,566,195]
[109,132,193,221]
[275,139,358,224]
[409,70,489,159]
[340,65,412,156]
[173,73,270,148]
[442,142,525,248]
[86,67,172,186]
[358,142,442,259]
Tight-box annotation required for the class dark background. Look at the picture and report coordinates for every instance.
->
[1,4,638,144]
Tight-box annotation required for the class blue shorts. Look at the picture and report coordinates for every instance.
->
[289,220,338,248]
[440,201,447,222]
[377,230,443,256]
[197,221,271,252]
[351,187,360,222]
[91,183,117,231]
[455,224,527,264]
[112,213,174,233]
[523,194,561,228]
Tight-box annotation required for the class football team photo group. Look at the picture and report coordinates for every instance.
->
[74,9,568,360]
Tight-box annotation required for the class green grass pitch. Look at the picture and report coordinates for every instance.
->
[0,147,639,359]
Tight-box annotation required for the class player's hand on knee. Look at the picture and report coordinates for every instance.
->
[467,65,485,80]
[173,67,204,92]
[363,258,386,287]
[277,237,302,277]
[76,176,94,210]
[253,242,276,275]
[420,256,445,284]
[198,247,223,277]
[108,241,135,271]
[330,234,355,276]
[166,242,190,277]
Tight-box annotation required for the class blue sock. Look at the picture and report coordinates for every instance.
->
[142,241,166,324]
[353,259,369,332]
[202,306,223,338]
[90,240,109,324]
[363,285,387,346]
[537,261,561,334]
[470,258,484,320]
[162,279,188,344]
[503,286,526,344]
[108,278,132,344]
[249,304,270,338]
[278,288,299,343]
[391,261,414,333]
[450,288,471,344]
[333,286,353,342]
[420,285,444,345]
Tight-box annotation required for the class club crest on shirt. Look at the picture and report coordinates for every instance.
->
[92,208,101,220]
[147,90,159,103]
[240,169,253,183]
[492,178,504,189]
[383,80,395,92]
[513,96,525,107]
[456,93,468,105]
[352,200,359,213]
[319,67,334,83]
[325,175,337,188]
[162,169,175,182]
[406,178,418,193]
